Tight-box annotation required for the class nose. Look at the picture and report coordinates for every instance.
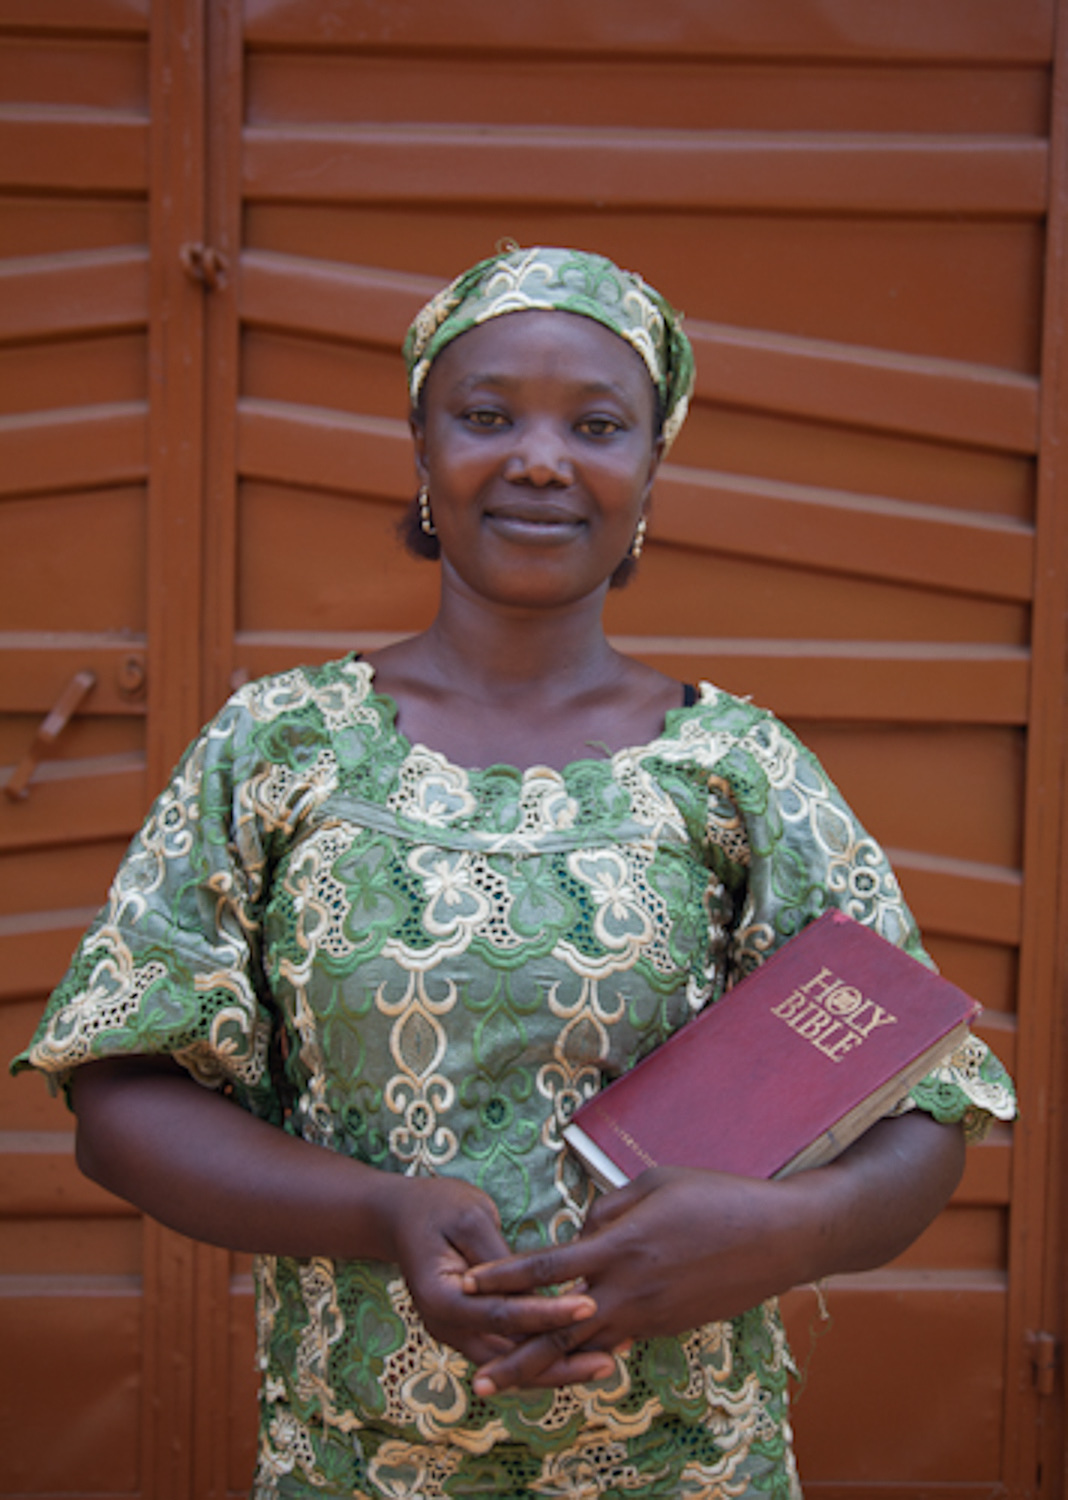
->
[505,419,573,487]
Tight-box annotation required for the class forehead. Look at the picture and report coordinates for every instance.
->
[422,309,656,405]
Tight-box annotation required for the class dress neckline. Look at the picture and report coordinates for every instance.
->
[349,656,706,781]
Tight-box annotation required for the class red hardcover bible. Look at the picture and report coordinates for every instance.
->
[563,910,979,1186]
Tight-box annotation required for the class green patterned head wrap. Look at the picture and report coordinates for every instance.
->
[404,246,695,450]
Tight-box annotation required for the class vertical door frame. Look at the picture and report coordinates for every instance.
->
[196,1,248,1494]
[147,0,208,784]
[1005,0,1068,1490]
[202,0,244,720]
[144,1,215,1494]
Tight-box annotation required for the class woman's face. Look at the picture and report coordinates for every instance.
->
[412,310,662,611]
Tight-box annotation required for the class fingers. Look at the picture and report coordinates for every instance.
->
[462,1238,600,1297]
[394,1177,619,1367]
[408,1265,599,1365]
[583,1179,645,1232]
[471,1322,619,1396]
[462,1178,659,1293]
[440,1199,512,1271]
[508,1338,634,1390]
[474,1350,618,1396]
[466,1290,599,1340]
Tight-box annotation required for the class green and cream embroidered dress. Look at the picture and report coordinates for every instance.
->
[16,657,1014,1500]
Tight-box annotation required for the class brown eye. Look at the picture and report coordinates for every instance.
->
[579,416,623,437]
[464,408,508,429]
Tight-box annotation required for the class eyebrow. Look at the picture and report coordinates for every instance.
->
[452,373,639,404]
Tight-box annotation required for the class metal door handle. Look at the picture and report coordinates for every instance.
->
[4,670,97,801]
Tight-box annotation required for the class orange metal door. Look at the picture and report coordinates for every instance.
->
[0,3,152,1492]
[2,2,1065,1496]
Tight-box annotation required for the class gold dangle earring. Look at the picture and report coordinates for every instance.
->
[418,485,436,536]
[630,515,648,560]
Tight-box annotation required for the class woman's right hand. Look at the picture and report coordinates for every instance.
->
[71,1056,608,1373]
[377,1173,611,1372]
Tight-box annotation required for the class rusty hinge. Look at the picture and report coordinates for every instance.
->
[1027,1331,1058,1396]
[179,241,229,290]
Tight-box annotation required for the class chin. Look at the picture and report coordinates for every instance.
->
[445,554,616,611]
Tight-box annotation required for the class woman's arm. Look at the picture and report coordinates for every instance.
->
[462,1109,964,1394]
[74,1055,417,1260]
[71,1056,610,1374]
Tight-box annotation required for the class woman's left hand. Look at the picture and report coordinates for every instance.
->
[462,1164,801,1394]
[462,1112,965,1394]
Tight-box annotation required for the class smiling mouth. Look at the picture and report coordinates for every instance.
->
[484,508,584,538]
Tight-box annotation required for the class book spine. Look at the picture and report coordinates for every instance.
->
[561,1124,629,1190]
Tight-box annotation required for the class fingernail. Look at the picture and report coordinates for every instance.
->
[614,1339,633,1356]
[570,1297,596,1321]
[472,1375,496,1398]
[461,1273,477,1294]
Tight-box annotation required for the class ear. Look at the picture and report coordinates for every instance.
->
[410,411,429,486]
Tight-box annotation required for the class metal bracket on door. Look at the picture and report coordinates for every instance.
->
[179,241,229,289]
[4,670,97,801]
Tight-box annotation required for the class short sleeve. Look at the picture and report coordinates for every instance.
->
[717,705,1016,1142]
[11,692,282,1118]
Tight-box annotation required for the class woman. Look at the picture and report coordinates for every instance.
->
[14,247,1014,1499]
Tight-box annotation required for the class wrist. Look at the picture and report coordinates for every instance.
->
[764,1167,846,1288]
[356,1168,413,1264]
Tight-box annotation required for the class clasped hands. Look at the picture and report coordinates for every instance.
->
[389,1164,807,1398]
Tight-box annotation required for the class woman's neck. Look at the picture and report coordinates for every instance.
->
[417,587,621,704]
[365,588,682,772]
